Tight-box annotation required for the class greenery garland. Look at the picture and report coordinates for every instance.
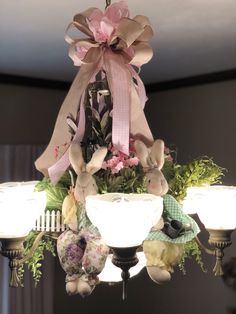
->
[18,231,56,286]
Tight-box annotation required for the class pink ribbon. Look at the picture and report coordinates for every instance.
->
[48,61,102,184]
[48,93,86,184]
[104,50,130,155]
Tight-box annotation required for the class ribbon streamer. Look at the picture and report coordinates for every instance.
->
[48,92,86,184]
[104,50,131,155]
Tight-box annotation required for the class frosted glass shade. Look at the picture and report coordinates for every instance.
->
[99,252,146,282]
[86,193,163,248]
[0,181,46,238]
[184,186,236,230]
[182,188,201,215]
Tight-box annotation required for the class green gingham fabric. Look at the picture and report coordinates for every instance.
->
[77,204,100,236]
[145,194,200,244]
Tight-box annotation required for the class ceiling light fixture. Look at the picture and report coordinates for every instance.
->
[0,0,234,301]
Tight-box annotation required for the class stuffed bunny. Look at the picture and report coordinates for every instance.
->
[134,139,168,196]
[57,228,109,297]
[69,142,108,203]
[57,143,109,297]
[143,238,184,283]
[134,139,182,284]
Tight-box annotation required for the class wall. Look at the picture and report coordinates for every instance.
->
[144,79,236,314]
[0,83,65,144]
[1,79,236,314]
[146,79,236,184]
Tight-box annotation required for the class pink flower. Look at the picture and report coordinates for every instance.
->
[87,1,129,44]
[102,139,141,174]
[102,156,118,170]
[107,156,120,167]
[124,157,139,167]
[112,161,124,174]
[102,156,124,173]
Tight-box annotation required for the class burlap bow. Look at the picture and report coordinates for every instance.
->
[35,2,154,184]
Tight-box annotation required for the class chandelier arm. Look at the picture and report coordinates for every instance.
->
[0,231,47,287]
[195,236,215,256]
[207,229,234,276]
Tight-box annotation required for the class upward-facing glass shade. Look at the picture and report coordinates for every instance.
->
[183,186,236,230]
[0,181,46,238]
[86,193,163,248]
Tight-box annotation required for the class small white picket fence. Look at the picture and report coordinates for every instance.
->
[34,210,66,233]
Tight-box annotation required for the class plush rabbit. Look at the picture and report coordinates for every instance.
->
[69,142,108,203]
[57,229,109,297]
[134,139,182,284]
[57,143,109,297]
[143,239,184,283]
[134,139,168,196]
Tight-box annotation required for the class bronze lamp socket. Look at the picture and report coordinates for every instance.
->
[207,229,234,276]
[0,237,25,287]
[110,246,139,300]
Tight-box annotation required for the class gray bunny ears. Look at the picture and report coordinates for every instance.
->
[69,143,108,175]
[134,139,168,196]
[134,139,165,170]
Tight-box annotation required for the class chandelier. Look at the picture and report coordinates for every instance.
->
[1,0,236,301]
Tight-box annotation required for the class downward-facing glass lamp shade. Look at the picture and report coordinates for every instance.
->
[184,186,236,230]
[99,252,146,282]
[86,193,163,248]
[0,181,46,238]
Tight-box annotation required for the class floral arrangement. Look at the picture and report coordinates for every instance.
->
[23,133,224,285]
[20,1,225,292]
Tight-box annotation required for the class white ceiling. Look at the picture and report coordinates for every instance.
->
[0,0,236,84]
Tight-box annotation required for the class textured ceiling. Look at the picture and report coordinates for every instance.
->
[0,0,236,84]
